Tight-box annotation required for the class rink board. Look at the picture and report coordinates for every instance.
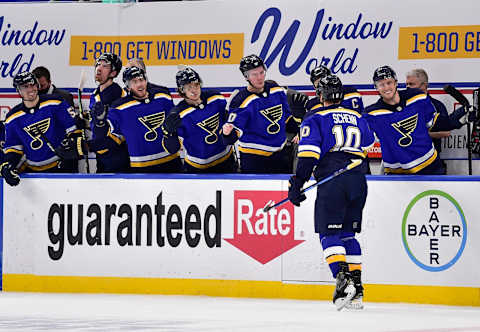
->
[1,174,480,306]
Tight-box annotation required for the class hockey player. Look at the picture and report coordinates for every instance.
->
[305,65,365,117]
[1,72,81,186]
[365,66,472,174]
[162,67,236,173]
[222,54,299,173]
[104,66,181,173]
[288,74,374,310]
[125,58,170,95]
[88,52,129,173]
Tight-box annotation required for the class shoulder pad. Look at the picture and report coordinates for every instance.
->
[229,88,250,109]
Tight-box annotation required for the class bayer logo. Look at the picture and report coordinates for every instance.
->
[401,190,467,272]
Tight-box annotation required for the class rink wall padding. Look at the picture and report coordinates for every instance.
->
[1,174,480,306]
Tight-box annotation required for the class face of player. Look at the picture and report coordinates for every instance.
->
[18,83,39,103]
[183,82,201,103]
[36,76,51,93]
[95,60,115,85]
[375,77,398,103]
[129,76,148,99]
[246,66,266,90]
[406,75,427,93]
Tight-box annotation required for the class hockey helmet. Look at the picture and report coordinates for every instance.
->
[95,52,122,77]
[316,74,343,101]
[373,65,397,83]
[13,71,39,90]
[122,66,147,87]
[176,67,202,91]
[239,54,266,76]
[310,65,331,85]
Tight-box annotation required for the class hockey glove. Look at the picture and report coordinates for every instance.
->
[91,102,108,128]
[161,112,181,137]
[290,92,309,119]
[450,106,476,128]
[288,175,307,207]
[55,137,88,160]
[0,162,20,186]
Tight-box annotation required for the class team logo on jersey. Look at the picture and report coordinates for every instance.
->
[260,105,283,134]
[197,113,220,144]
[392,114,418,147]
[24,118,51,150]
[138,112,165,141]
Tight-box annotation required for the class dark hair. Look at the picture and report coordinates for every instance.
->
[32,66,51,81]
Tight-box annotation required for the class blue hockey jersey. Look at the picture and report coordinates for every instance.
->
[107,88,178,169]
[89,82,129,172]
[227,81,294,156]
[4,94,77,171]
[297,104,374,178]
[364,88,439,174]
[165,90,233,169]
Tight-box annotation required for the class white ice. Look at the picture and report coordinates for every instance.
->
[0,292,479,332]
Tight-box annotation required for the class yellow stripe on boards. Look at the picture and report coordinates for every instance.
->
[4,274,479,306]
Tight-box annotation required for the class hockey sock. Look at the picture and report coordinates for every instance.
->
[320,234,347,278]
[340,232,362,272]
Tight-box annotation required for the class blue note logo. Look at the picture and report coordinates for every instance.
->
[401,190,467,272]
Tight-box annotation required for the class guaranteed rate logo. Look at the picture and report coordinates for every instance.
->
[401,190,467,272]
[224,190,304,264]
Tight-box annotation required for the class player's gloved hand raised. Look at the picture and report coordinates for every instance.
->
[290,92,309,119]
[0,162,20,186]
[91,102,108,128]
[288,175,306,207]
[161,112,181,137]
[55,137,88,160]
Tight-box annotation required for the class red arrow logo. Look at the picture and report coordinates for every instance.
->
[224,190,304,264]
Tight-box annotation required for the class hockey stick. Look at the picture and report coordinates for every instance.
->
[443,85,473,175]
[77,69,90,173]
[263,159,363,212]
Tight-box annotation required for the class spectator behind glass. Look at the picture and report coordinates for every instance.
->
[405,69,450,170]
[32,66,74,107]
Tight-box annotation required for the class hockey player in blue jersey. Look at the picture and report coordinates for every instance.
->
[88,52,130,173]
[288,74,374,310]
[222,54,299,173]
[104,66,181,173]
[1,72,81,186]
[365,66,472,175]
[162,67,236,173]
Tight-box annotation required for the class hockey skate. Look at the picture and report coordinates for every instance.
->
[333,263,356,311]
[345,270,364,310]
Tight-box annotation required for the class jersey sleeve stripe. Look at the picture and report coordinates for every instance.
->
[207,95,226,104]
[343,92,361,99]
[116,100,139,110]
[406,93,427,106]
[39,100,62,108]
[179,107,196,118]
[368,109,392,116]
[239,94,258,108]
[5,111,26,124]
[298,144,321,154]
[298,151,320,159]
[153,92,172,101]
